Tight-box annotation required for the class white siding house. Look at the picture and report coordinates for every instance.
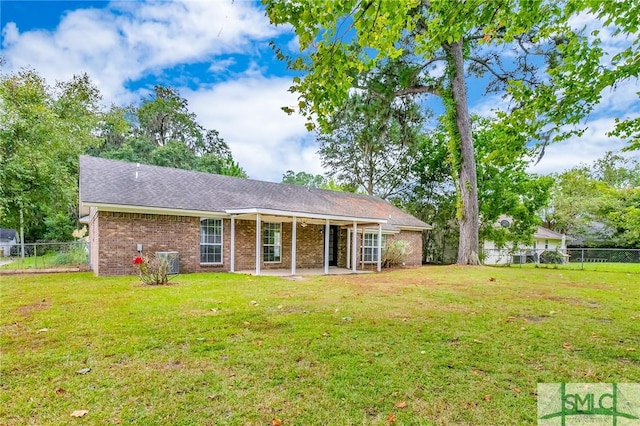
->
[483,220,569,265]
[0,229,18,257]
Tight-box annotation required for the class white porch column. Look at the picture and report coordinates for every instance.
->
[346,229,351,269]
[352,222,357,273]
[291,216,297,276]
[255,213,261,275]
[230,215,235,272]
[377,223,382,272]
[324,219,330,275]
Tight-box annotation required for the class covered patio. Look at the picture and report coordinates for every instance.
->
[226,208,386,276]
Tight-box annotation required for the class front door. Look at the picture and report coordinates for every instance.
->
[327,225,339,266]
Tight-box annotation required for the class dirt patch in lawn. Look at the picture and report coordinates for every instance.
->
[331,273,438,295]
[16,299,52,316]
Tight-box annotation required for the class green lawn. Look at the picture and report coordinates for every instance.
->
[1,267,639,425]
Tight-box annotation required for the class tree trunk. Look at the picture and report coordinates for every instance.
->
[447,41,480,265]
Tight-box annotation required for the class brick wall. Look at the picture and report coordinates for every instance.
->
[96,211,200,276]
[92,211,424,276]
[386,230,424,266]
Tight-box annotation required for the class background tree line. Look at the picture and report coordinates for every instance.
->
[0,69,245,242]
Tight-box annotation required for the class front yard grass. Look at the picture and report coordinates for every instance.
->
[1,266,639,425]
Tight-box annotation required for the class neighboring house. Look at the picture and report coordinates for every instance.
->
[483,218,569,265]
[0,229,18,257]
[79,156,431,276]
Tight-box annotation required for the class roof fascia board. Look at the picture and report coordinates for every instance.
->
[397,225,433,231]
[224,208,387,224]
[86,203,228,218]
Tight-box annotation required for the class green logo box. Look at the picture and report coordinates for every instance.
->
[538,383,640,425]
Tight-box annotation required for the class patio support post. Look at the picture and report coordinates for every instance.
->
[377,224,382,272]
[255,213,261,275]
[230,215,235,272]
[291,216,297,276]
[346,229,351,269]
[324,219,330,275]
[352,222,357,273]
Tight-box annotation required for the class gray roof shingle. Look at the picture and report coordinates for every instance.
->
[79,156,431,230]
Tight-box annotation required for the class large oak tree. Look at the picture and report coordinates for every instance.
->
[265,0,605,264]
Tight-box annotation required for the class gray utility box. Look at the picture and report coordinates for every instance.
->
[155,251,179,274]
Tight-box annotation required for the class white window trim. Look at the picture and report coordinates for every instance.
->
[200,218,224,265]
[361,232,386,264]
[263,222,283,264]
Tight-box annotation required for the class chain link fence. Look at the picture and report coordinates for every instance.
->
[0,241,90,272]
[481,247,640,273]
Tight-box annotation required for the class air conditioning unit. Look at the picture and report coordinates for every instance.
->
[155,251,179,274]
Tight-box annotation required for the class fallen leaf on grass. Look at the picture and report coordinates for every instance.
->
[395,401,407,408]
[387,413,396,423]
[70,410,88,418]
[513,388,522,393]
[562,342,573,350]
[472,339,483,344]
[37,328,49,333]
[484,395,491,402]
[55,388,67,395]
[322,332,330,337]
[272,419,283,426]
[489,277,496,282]
[76,368,91,375]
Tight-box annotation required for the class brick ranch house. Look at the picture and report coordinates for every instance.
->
[79,156,431,276]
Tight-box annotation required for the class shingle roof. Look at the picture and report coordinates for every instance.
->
[79,156,430,230]
[534,226,566,240]
[0,228,17,241]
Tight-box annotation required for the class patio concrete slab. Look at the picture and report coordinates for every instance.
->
[234,267,373,277]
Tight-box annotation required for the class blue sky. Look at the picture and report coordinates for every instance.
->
[1,1,638,182]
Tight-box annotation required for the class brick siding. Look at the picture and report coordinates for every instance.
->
[91,211,423,276]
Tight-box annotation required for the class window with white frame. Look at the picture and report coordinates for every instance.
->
[263,222,282,263]
[200,218,223,264]
[545,239,549,249]
[362,232,386,263]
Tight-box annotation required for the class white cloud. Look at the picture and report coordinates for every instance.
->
[184,71,322,182]
[1,0,281,104]
[528,116,640,175]
[208,58,237,73]
[287,35,300,52]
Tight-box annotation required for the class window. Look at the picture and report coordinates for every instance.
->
[263,223,281,263]
[545,239,549,249]
[200,219,223,264]
[363,233,386,263]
